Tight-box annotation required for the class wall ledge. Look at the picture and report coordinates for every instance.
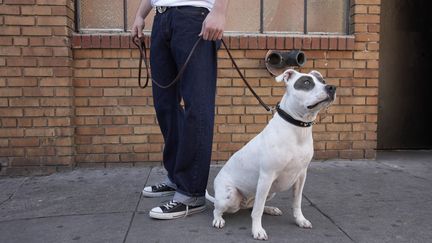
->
[71,33,355,51]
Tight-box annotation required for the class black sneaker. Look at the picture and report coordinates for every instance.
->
[142,183,176,198]
[149,200,206,220]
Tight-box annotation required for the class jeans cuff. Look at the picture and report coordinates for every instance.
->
[163,177,177,190]
[173,191,206,206]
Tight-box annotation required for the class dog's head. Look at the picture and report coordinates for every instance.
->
[275,69,336,121]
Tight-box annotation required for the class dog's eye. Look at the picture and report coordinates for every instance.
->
[304,80,310,85]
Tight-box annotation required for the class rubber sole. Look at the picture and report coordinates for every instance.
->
[142,189,175,198]
[149,205,207,220]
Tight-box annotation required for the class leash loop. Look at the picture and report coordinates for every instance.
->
[133,36,203,89]
[133,36,150,89]
[133,36,272,112]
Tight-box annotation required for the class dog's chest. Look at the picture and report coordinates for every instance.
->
[270,151,312,193]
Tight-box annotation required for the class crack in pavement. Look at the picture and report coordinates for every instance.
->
[0,177,30,207]
[303,194,356,243]
[0,211,132,224]
[376,161,432,182]
[122,166,151,243]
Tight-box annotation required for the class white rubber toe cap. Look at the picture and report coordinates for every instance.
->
[150,206,163,213]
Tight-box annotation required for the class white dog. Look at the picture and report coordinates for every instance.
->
[206,69,336,240]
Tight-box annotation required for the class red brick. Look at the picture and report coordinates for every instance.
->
[320,37,329,49]
[81,35,91,48]
[0,5,20,15]
[29,37,44,46]
[0,26,20,35]
[0,68,21,76]
[101,35,110,48]
[22,27,52,36]
[311,37,320,49]
[44,37,67,46]
[0,47,21,56]
[6,57,37,67]
[229,36,239,49]
[5,16,35,26]
[21,5,51,15]
[239,36,248,49]
[338,38,346,50]
[294,37,302,49]
[91,35,101,48]
[37,16,67,26]
[257,36,266,49]
[267,36,275,49]
[107,36,118,48]
[36,0,67,5]
[275,37,284,49]
[303,37,311,49]
[0,37,13,45]
[120,35,130,48]
[22,47,53,56]
[4,0,35,4]
[72,35,81,48]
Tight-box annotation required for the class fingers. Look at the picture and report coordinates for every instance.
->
[208,29,217,41]
[208,29,223,41]
[131,26,137,38]
[131,17,145,39]
[200,24,223,41]
[217,30,223,40]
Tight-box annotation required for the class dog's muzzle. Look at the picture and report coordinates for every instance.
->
[307,85,337,109]
[325,85,336,100]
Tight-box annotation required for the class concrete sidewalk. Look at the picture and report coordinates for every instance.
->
[0,151,431,243]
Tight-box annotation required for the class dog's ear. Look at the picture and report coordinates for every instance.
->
[309,70,325,83]
[275,69,296,82]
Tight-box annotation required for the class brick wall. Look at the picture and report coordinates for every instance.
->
[0,0,75,175]
[0,0,380,175]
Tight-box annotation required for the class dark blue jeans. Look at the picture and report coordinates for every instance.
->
[150,6,219,203]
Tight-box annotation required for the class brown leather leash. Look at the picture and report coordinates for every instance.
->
[133,36,273,112]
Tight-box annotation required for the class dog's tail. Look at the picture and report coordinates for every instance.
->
[205,190,215,204]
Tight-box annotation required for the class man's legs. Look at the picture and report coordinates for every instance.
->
[146,7,218,219]
[149,10,183,186]
[169,7,218,206]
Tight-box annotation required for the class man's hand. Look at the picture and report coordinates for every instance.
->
[199,0,228,41]
[199,10,226,41]
[130,0,152,38]
[131,16,146,38]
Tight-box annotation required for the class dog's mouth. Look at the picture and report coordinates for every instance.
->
[307,97,331,109]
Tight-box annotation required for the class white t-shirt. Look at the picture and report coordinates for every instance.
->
[151,0,215,10]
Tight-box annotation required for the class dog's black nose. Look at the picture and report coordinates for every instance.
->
[325,85,336,98]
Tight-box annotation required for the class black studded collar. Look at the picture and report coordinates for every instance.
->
[275,103,314,127]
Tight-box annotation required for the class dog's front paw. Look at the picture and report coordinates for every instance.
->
[212,217,225,228]
[264,206,283,216]
[296,217,312,229]
[252,227,268,240]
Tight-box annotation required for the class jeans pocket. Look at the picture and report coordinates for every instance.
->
[174,6,208,21]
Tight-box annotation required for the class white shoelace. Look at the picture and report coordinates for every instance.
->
[155,183,167,190]
[184,205,189,217]
[161,200,190,217]
[163,200,179,209]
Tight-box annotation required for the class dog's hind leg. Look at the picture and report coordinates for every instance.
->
[264,206,283,216]
[292,170,312,228]
[263,193,283,216]
[212,184,242,228]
